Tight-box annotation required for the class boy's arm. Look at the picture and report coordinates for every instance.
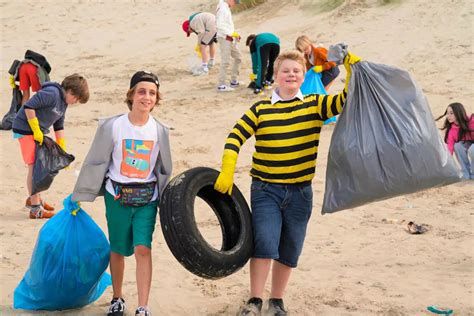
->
[25,108,44,145]
[316,51,360,120]
[214,104,259,195]
[314,47,337,72]
[54,129,66,151]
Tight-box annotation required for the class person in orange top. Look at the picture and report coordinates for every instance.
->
[295,35,340,91]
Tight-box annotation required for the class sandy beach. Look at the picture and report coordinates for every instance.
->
[0,0,473,315]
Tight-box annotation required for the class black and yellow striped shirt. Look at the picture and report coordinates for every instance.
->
[224,88,347,184]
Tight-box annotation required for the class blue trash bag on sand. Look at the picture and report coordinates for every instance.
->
[301,70,337,125]
[14,195,111,311]
[322,61,461,214]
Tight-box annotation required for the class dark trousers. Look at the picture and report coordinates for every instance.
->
[257,43,280,89]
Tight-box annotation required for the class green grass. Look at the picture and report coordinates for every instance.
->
[233,0,267,13]
[300,0,345,14]
[379,0,402,4]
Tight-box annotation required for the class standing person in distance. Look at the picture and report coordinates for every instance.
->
[216,0,242,92]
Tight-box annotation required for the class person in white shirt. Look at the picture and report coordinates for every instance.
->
[216,0,242,92]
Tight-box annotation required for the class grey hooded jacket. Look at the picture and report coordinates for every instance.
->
[72,114,172,202]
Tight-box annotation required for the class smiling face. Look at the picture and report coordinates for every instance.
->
[275,59,305,95]
[131,82,158,113]
[446,106,456,124]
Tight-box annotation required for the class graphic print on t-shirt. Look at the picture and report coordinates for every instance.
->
[121,139,154,178]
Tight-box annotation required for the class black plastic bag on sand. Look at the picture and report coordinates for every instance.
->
[0,87,22,130]
[32,136,75,195]
[322,61,461,214]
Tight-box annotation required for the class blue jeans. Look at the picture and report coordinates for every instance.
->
[454,141,474,180]
[250,179,313,268]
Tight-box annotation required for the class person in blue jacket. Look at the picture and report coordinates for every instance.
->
[246,33,280,94]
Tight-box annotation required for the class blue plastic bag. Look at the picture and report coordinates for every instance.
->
[14,195,111,311]
[301,70,337,125]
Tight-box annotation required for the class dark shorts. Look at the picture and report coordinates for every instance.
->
[201,33,218,45]
[321,66,340,86]
[250,179,313,268]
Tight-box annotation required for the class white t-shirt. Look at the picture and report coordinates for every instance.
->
[105,113,160,200]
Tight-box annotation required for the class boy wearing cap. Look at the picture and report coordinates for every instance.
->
[13,73,89,219]
[72,71,172,316]
[182,12,217,76]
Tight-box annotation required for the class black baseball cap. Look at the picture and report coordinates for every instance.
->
[130,71,160,89]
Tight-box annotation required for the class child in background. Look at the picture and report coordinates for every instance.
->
[72,71,172,316]
[295,35,340,91]
[12,74,89,219]
[246,33,280,95]
[214,49,360,315]
[18,50,52,106]
[182,12,217,76]
[216,0,242,92]
[436,102,474,179]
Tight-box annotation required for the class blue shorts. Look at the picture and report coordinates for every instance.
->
[250,179,313,268]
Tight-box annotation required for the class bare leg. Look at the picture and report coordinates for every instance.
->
[250,258,272,298]
[110,251,125,298]
[135,245,152,307]
[270,260,292,298]
[209,42,216,60]
[324,80,335,92]
[200,44,209,64]
[27,164,41,205]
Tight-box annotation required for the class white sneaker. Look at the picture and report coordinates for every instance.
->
[193,67,209,76]
[230,80,240,88]
[208,59,215,69]
[217,85,235,92]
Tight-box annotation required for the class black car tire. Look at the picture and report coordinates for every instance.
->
[159,167,253,279]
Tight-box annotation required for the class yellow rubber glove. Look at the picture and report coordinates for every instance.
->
[312,65,323,73]
[249,73,257,82]
[231,31,241,41]
[56,138,66,152]
[344,51,361,67]
[27,117,44,145]
[214,150,238,195]
[9,75,16,89]
[343,51,361,90]
[194,44,202,59]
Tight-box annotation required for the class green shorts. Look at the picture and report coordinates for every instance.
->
[104,191,158,256]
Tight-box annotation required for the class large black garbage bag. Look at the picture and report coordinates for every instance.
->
[322,61,461,214]
[0,87,22,130]
[32,136,75,195]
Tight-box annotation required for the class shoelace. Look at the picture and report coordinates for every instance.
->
[108,299,125,312]
[136,306,150,315]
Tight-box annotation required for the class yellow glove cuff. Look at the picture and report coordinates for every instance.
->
[343,51,361,68]
[56,138,66,151]
[249,73,257,81]
[312,65,323,73]
[27,117,41,131]
[9,75,16,89]
[194,44,202,58]
[221,149,238,174]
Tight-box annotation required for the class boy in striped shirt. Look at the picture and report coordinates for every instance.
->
[214,49,361,315]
